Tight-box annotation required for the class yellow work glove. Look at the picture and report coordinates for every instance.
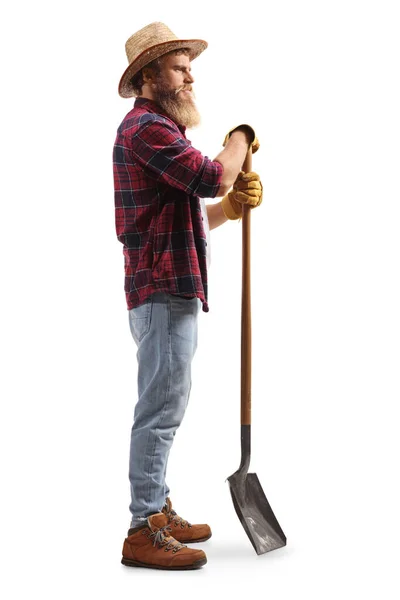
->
[222,124,260,154]
[221,171,263,220]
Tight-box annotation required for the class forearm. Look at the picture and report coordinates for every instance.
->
[213,129,252,196]
[206,201,229,230]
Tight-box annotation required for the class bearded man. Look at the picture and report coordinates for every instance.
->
[113,22,263,571]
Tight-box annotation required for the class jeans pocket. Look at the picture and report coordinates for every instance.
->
[128,297,153,343]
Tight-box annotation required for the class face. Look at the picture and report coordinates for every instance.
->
[150,52,201,128]
[158,52,194,95]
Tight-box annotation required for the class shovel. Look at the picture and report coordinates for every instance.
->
[226,148,287,555]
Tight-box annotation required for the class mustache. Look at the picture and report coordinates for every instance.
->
[174,85,193,95]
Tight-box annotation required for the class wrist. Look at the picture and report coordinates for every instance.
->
[230,130,252,148]
[230,126,254,146]
[221,193,241,220]
[223,123,256,149]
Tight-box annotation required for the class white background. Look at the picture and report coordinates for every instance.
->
[1,0,399,597]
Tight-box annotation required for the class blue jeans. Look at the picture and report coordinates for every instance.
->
[127,291,201,528]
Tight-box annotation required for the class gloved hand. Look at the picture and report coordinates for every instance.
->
[221,171,263,220]
[222,124,260,154]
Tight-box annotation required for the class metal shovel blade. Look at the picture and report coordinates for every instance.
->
[227,469,287,555]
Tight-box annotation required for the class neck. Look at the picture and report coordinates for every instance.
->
[140,84,157,101]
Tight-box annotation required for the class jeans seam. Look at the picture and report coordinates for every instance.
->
[145,294,172,508]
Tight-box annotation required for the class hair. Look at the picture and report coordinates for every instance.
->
[129,48,190,97]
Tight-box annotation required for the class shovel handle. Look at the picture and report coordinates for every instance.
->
[241,149,252,425]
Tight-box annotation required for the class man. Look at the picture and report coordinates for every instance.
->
[113,22,263,570]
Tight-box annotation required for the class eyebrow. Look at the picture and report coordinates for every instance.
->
[173,64,192,71]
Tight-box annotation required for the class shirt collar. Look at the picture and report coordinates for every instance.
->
[134,97,187,135]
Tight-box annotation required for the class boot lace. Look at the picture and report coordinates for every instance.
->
[166,508,192,529]
[143,524,187,553]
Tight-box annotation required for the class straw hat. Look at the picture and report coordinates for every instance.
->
[118,22,208,98]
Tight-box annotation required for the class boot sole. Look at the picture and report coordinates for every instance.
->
[121,556,207,570]
[177,533,212,543]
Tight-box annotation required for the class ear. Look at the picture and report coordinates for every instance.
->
[142,67,154,83]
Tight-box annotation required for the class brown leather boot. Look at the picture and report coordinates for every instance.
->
[121,513,207,570]
[161,497,212,543]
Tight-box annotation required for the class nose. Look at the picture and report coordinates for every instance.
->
[185,70,194,84]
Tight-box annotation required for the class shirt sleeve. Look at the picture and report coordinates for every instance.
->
[128,114,223,198]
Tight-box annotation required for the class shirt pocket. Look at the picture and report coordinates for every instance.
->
[128,297,153,343]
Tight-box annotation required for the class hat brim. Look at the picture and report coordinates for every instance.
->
[118,38,208,98]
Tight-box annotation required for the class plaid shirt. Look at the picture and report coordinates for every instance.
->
[113,98,223,312]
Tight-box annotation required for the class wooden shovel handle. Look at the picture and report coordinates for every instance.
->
[241,149,252,425]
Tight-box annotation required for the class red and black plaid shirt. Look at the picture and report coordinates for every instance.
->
[113,98,223,312]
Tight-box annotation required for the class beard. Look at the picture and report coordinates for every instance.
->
[153,76,201,129]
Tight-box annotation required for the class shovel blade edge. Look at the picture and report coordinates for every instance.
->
[227,472,286,555]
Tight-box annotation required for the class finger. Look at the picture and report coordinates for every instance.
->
[235,188,263,202]
[234,192,262,205]
[236,187,262,198]
[234,180,262,191]
[235,178,261,187]
[240,171,261,181]
[248,197,263,208]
